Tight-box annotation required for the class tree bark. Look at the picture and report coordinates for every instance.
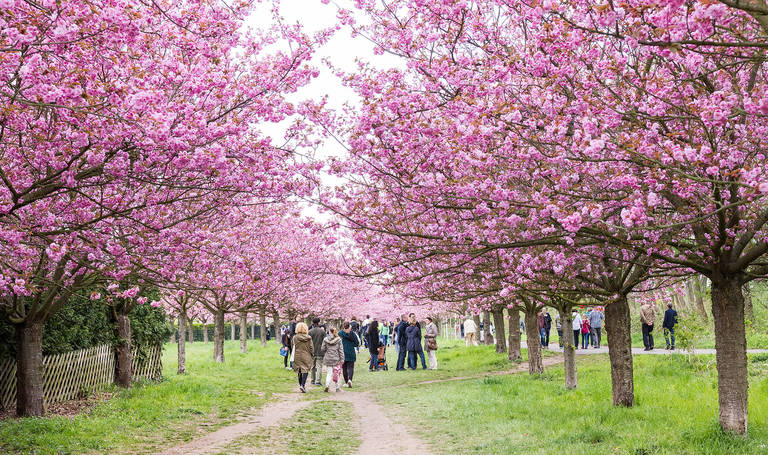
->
[561,310,577,389]
[177,313,186,375]
[482,311,493,345]
[239,311,248,354]
[492,308,506,353]
[230,321,235,341]
[115,311,133,388]
[472,314,481,342]
[15,319,44,417]
[187,316,194,343]
[507,307,522,361]
[605,297,634,406]
[524,310,543,374]
[169,329,176,344]
[711,277,748,435]
[213,309,225,363]
[203,322,209,343]
[743,283,754,323]
[250,318,255,340]
[273,310,281,345]
[259,307,267,347]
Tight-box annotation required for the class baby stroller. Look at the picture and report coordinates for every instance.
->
[377,345,388,371]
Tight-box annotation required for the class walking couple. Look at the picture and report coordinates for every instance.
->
[291,319,359,393]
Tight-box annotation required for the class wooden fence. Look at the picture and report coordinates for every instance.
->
[0,344,162,410]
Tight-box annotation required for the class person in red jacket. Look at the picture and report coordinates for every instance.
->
[580,316,591,349]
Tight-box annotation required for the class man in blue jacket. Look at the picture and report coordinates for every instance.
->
[395,314,409,371]
[663,303,678,350]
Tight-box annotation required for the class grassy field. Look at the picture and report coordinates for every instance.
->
[377,353,768,455]
[2,337,767,454]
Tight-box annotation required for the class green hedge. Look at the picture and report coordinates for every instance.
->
[173,323,275,342]
[0,289,172,361]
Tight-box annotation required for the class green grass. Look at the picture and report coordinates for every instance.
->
[376,354,768,455]
[0,340,296,455]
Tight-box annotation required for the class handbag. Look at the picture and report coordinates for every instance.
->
[332,364,341,383]
[280,347,287,357]
[426,337,438,351]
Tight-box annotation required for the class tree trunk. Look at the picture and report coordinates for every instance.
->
[115,311,133,388]
[711,277,748,435]
[492,308,506,354]
[694,275,709,321]
[169,329,176,344]
[259,307,267,347]
[743,283,754,324]
[230,322,235,341]
[482,311,493,345]
[15,319,44,417]
[508,308,522,361]
[524,310,543,374]
[273,310,281,345]
[239,311,248,354]
[561,310,577,389]
[177,313,186,375]
[213,309,225,363]
[472,314,481,342]
[605,297,634,407]
[250,319,255,340]
[203,322,209,343]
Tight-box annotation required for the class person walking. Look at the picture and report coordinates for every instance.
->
[339,322,359,387]
[572,310,582,350]
[580,315,591,349]
[663,303,678,350]
[292,323,313,393]
[543,310,552,348]
[361,314,371,348]
[555,313,563,347]
[463,316,477,346]
[395,315,408,370]
[320,327,344,392]
[405,317,422,370]
[281,329,292,369]
[538,310,546,348]
[380,321,390,346]
[367,320,380,371]
[589,307,604,348]
[308,318,326,385]
[640,301,656,351]
[424,316,439,370]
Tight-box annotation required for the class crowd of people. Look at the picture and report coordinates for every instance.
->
[279,313,440,393]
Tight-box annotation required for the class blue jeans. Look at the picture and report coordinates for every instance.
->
[369,352,378,370]
[407,350,418,369]
[396,344,407,370]
[581,332,590,349]
[664,327,675,348]
[540,328,546,347]
[418,350,427,369]
[380,335,389,345]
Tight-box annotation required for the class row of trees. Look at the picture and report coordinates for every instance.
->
[321,0,768,435]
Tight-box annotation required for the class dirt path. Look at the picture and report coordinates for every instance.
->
[160,393,309,455]
[334,391,434,455]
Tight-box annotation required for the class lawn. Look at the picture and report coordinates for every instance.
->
[377,353,768,455]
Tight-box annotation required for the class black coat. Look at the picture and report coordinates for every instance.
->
[405,325,422,352]
[395,320,409,346]
[367,327,380,354]
[662,309,678,329]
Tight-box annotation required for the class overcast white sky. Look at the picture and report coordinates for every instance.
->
[246,0,403,221]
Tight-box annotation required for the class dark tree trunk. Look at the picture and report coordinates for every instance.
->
[472,314,481,342]
[482,311,493,345]
[203,323,209,343]
[561,310,577,389]
[239,311,248,354]
[492,308,506,354]
[187,316,194,343]
[177,314,186,375]
[508,307,522,361]
[605,297,634,406]
[273,310,281,345]
[115,311,133,388]
[711,277,748,435]
[213,309,225,363]
[743,283,754,323]
[15,320,44,417]
[259,307,267,347]
[524,310,543,374]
